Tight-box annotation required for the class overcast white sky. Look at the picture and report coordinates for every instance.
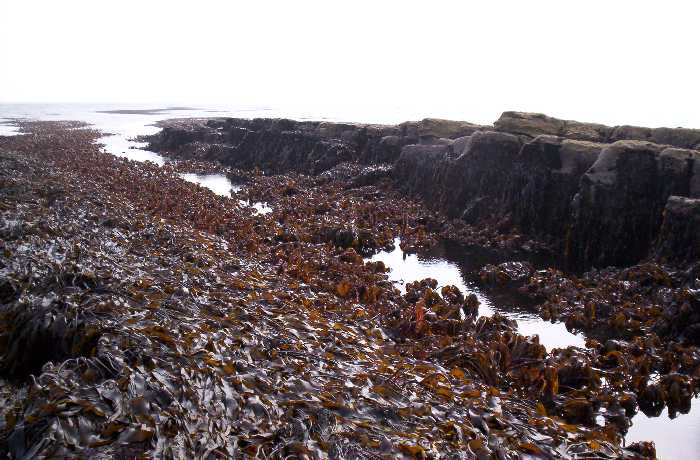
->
[1,0,698,127]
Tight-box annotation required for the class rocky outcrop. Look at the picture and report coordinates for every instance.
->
[148,112,700,270]
[507,136,603,241]
[654,196,700,265]
[393,143,452,208]
[398,118,484,144]
[396,131,700,269]
[567,143,700,270]
[495,111,700,149]
[394,133,604,241]
[149,117,486,174]
[448,131,524,221]
[495,111,610,142]
[393,131,524,222]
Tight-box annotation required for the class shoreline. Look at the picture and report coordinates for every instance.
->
[0,117,697,457]
[147,112,700,271]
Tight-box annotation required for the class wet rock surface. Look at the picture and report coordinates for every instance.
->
[0,121,675,458]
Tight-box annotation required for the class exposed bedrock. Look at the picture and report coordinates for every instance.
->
[392,131,523,222]
[495,111,700,149]
[149,117,484,174]
[654,196,700,265]
[394,131,700,270]
[568,143,700,270]
[147,113,700,270]
[394,133,604,241]
[506,136,603,241]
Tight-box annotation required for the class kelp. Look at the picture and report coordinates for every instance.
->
[0,122,662,458]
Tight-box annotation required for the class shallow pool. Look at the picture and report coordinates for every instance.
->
[369,238,585,350]
[370,238,700,459]
[179,172,238,197]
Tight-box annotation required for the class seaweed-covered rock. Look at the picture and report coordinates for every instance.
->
[479,261,535,287]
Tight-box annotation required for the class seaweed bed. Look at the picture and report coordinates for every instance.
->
[0,120,698,458]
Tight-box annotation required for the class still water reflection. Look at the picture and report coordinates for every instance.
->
[370,239,585,351]
[625,399,700,459]
[179,173,237,197]
[178,173,273,215]
[371,238,700,459]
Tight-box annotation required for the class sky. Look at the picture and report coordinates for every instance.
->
[1,0,698,127]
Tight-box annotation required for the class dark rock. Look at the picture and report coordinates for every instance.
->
[148,113,700,271]
[460,196,493,225]
[448,131,523,219]
[654,196,700,265]
[148,117,487,175]
[392,143,451,210]
[568,142,698,270]
[507,136,603,240]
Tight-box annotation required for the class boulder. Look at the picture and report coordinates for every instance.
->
[495,112,567,138]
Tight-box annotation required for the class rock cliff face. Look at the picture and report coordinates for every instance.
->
[150,117,483,174]
[147,112,700,270]
[567,142,700,270]
[654,196,700,265]
[507,136,603,241]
